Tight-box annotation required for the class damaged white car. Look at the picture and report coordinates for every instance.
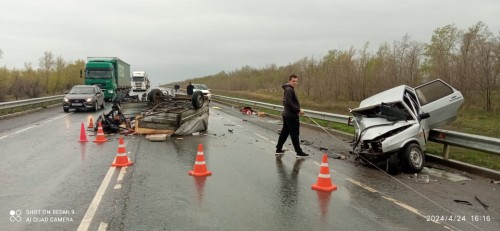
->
[350,79,464,174]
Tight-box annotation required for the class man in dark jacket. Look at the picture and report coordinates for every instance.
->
[276,74,309,157]
[187,82,194,95]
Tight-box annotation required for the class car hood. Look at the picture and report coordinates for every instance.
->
[356,85,407,109]
[65,94,94,99]
[353,117,416,140]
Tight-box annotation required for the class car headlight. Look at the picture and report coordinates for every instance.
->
[64,97,69,102]
[86,97,93,102]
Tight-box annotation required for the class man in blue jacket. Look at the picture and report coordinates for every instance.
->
[276,74,309,158]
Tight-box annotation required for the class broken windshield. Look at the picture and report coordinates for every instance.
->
[353,102,413,121]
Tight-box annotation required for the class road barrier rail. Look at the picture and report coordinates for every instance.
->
[0,95,64,116]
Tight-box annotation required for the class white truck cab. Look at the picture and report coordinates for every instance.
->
[131,71,150,92]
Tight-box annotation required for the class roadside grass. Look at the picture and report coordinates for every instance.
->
[213,90,500,171]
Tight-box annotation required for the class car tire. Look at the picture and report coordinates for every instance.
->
[147,89,162,103]
[100,100,105,110]
[192,91,204,109]
[93,102,98,112]
[401,143,425,173]
[63,108,69,113]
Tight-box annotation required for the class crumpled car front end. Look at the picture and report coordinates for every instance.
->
[352,116,424,160]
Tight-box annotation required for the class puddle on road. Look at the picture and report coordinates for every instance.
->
[421,167,471,182]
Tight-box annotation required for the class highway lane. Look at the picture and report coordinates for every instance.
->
[0,103,498,230]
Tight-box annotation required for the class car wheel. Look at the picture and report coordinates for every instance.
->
[100,100,105,110]
[401,143,425,173]
[192,91,204,109]
[63,108,69,113]
[386,153,401,175]
[147,89,162,104]
[93,102,98,112]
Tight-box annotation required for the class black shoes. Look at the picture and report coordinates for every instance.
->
[296,152,310,158]
[275,149,285,155]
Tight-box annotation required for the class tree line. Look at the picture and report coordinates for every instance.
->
[187,22,500,112]
[0,51,84,101]
[1,22,499,112]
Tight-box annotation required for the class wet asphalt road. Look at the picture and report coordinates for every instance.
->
[0,102,498,231]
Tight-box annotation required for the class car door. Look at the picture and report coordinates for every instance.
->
[414,79,464,129]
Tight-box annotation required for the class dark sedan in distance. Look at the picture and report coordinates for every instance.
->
[63,85,105,112]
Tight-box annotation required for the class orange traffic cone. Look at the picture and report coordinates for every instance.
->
[188,144,212,177]
[111,136,133,167]
[78,122,89,142]
[93,121,108,143]
[311,154,337,192]
[88,117,94,129]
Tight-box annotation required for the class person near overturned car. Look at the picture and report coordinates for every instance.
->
[187,81,194,95]
[275,74,309,157]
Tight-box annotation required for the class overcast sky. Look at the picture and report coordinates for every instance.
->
[1,0,499,87]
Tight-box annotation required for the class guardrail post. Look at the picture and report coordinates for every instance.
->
[443,144,450,160]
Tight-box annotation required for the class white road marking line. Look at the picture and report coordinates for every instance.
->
[14,126,34,134]
[222,118,243,128]
[0,135,8,140]
[254,133,275,144]
[77,167,116,231]
[117,167,127,181]
[382,195,440,225]
[113,167,127,190]
[98,222,108,231]
[346,178,378,193]
[51,114,71,121]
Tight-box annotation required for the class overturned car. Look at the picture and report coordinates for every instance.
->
[350,79,464,174]
[95,89,209,136]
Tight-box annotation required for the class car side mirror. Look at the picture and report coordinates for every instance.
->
[419,113,430,120]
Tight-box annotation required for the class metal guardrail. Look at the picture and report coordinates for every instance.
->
[212,94,500,159]
[213,95,350,124]
[0,95,64,116]
[429,129,500,157]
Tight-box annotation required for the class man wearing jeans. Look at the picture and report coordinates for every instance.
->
[275,74,309,158]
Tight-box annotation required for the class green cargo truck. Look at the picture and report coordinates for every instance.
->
[81,57,131,101]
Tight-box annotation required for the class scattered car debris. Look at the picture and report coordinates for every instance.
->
[491,180,500,184]
[332,153,347,160]
[240,107,254,115]
[224,124,236,126]
[228,129,234,133]
[475,195,489,210]
[453,200,473,206]
[319,147,328,151]
[421,167,471,182]
[300,139,314,145]
[414,173,430,183]
[146,134,169,142]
